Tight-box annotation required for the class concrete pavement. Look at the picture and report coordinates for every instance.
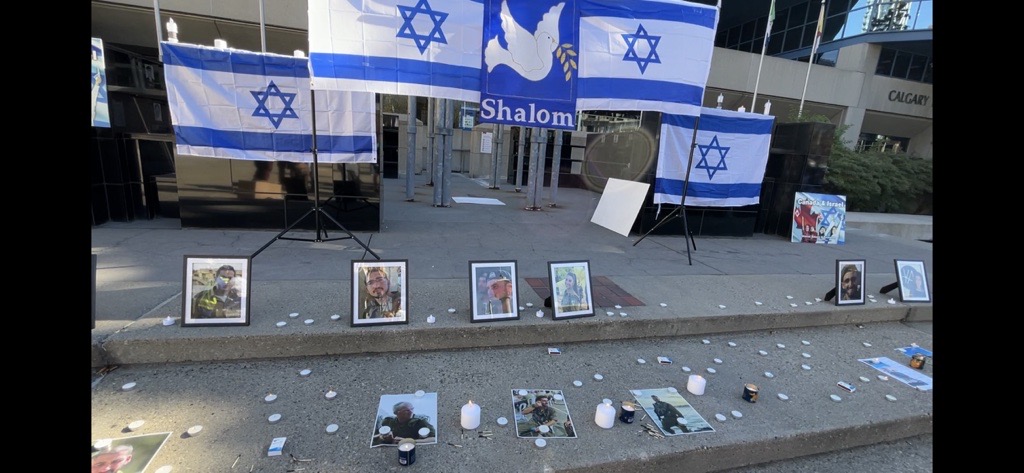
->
[90,172,935,471]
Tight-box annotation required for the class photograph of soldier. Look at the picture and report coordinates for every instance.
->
[548,261,594,319]
[352,260,408,326]
[182,256,250,326]
[512,389,577,438]
[470,261,519,322]
[370,392,439,447]
[631,387,714,436]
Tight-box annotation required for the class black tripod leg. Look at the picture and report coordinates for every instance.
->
[316,208,381,260]
[678,207,693,266]
[251,208,318,259]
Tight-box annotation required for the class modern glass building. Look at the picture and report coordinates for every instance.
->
[90,0,932,229]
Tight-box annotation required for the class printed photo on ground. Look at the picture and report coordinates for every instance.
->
[91,431,171,473]
[369,392,439,447]
[511,388,577,438]
[631,387,714,436]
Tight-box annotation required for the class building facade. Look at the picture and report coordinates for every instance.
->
[90,0,932,227]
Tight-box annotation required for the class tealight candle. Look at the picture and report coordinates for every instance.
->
[121,382,137,391]
[289,312,299,318]
[265,393,277,403]
[299,369,312,377]
[186,425,203,437]
[418,427,431,438]
[595,401,615,429]
[326,423,339,434]
[268,413,282,423]
[496,417,508,426]
[127,420,145,431]
[461,400,481,430]
[686,374,706,395]
[330,314,341,321]
[304,319,314,325]
[325,389,337,400]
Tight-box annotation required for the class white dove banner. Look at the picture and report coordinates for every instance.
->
[477,0,579,130]
[308,0,484,102]
[161,42,377,163]
[653,107,774,207]
[577,0,718,116]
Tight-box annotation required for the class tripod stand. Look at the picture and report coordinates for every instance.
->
[251,89,380,260]
[632,116,701,265]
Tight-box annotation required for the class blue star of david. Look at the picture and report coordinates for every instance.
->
[694,135,730,180]
[397,0,449,55]
[819,206,839,227]
[621,24,661,74]
[250,81,298,129]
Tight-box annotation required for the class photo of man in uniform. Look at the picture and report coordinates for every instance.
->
[370,393,439,447]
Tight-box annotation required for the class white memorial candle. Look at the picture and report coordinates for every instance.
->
[461,400,481,430]
[687,374,707,395]
[595,401,615,429]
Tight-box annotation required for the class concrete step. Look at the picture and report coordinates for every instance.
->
[90,320,933,473]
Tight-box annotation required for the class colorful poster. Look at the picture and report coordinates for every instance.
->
[478,0,579,130]
[91,37,110,128]
[791,192,846,244]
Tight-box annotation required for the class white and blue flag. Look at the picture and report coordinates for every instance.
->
[308,0,484,102]
[576,0,718,115]
[654,107,774,207]
[161,42,376,163]
[478,0,579,130]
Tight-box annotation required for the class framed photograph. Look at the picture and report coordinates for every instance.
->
[895,259,931,302]
[182,255,251,327]
[835,259,866,306]
[548,261,595,320]
[469,260,520,323]
[352,260,408,326]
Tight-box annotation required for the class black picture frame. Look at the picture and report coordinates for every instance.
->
[548,260,595,320]
[352,260,409,327]
[181,255,251,327]
[835,259,866,306]
[895,259,931,302]
[469,260,521,323]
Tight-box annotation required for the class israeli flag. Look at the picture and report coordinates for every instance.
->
[654,107,775,207]
[576,0,718,115]
[161,42,376,163]
[308,0,484,102]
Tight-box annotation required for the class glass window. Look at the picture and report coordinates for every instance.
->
[907,54,928,82]
[802,24,816,49]
[891,50,911,79]
[715,28,728,47]
[767,32,785,55]
[875,48,896,75]
[827,0,851,16]
[775,7,790,31]
[754,16,768,42]
[740,20,755,43]
[822,16,844,42]
[789,2,809,26]
[784,27,803,52]
[726,26,739,47]
[921,59,933,84]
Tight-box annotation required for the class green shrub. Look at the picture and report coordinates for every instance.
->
[790,112,933,215]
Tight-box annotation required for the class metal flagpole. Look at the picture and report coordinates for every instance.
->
[258,0,266,53]
[405,95,417,201]
[548,130,563,207]
[799,0,826,119]
[751,0,775,110]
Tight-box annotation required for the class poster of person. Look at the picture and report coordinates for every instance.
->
[858,357,933,391]
[181,256,250,326]
[369,392,439,447]
[91,432,171,473]
[469,261,520,322]
[895,259,931,302]
[791,192,847,244]
[630,387,714,436]
[547,261,594,319]
[512,389,577,438]
[351,260,408,326]
[91,37,111,128]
